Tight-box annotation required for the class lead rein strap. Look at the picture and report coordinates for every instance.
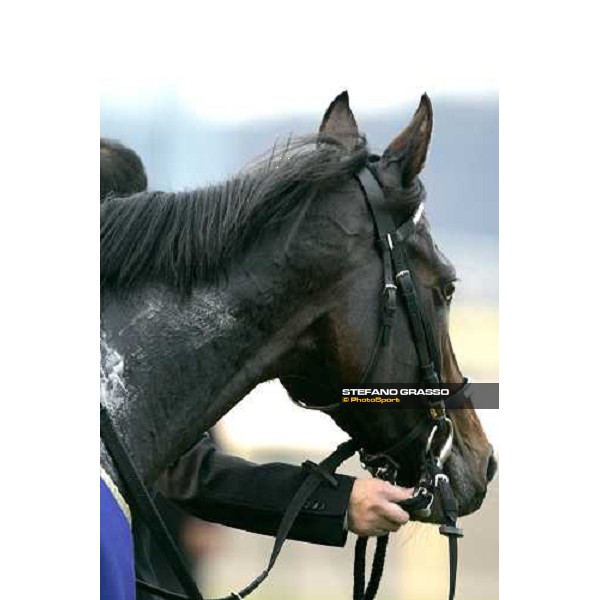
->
[353,535,389,600]
[101,401,360,600]
[221,439,359,600]
[100,404,203,600]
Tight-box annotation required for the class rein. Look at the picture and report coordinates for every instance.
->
[101,404,359,600]
[100,160,470,600]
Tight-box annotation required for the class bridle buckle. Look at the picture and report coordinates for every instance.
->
[395,269,410,283]
[409,486,435,518]
[359,450,399,482]
[383,283,397,315]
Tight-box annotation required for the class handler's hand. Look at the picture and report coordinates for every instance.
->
[348,479,413,537]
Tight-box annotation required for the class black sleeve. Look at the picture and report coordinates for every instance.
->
[156,434,355,547]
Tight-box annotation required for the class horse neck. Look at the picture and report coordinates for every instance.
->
[100,244,340,485]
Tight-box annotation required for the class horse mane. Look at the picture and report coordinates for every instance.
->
[101,135,369,293]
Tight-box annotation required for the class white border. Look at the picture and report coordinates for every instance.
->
[5,2,597,598]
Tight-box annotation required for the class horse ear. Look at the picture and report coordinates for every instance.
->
[318,91,360,150]
[382,94,433,187]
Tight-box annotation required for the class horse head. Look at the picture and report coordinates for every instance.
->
[278,92,496,520]
[100,95,496,518]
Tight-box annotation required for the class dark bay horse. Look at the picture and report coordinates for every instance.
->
[100,92,495,530]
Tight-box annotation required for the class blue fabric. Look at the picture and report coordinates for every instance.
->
[101,478,135,600]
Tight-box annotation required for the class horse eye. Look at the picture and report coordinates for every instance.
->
[442,281,456,302]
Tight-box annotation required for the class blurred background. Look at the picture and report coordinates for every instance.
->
[101,89,498,599]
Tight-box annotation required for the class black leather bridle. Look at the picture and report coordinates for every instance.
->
[347,161,471,600]
[100,160,472,600]
[353,160,473,484]
[291,161,471,600]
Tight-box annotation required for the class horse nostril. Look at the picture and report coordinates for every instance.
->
[486,448,498,482]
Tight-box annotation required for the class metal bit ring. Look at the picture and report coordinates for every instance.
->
[425,417,454,467]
